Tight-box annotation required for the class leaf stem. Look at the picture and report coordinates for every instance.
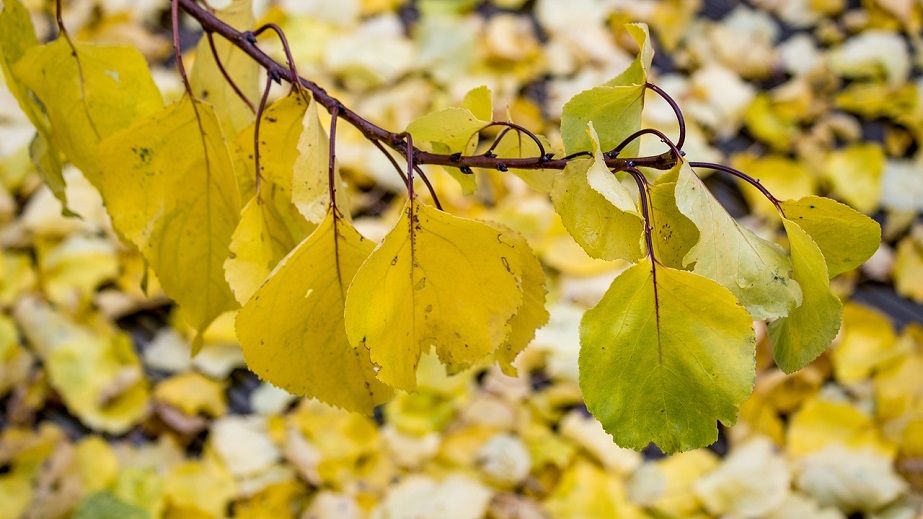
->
[645,82,685,150]
[206,31,256,113]
[688,161,785,216]
[171,0,194,96]
[253,73,273,197]
[608,128,682,161]
[624,167,658,267]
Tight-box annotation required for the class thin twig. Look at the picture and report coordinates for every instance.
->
[175,0,678,173]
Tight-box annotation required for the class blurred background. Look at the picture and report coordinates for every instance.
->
[0,0,922,518]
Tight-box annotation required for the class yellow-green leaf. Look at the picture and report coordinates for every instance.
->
[580,260,756,453]
[585,122,638,214]
[676,163,802,320]
[406,106,487,194]
[559,24,652,155]
[768,218,843,373]
[13,38,163,187]
[780,195,880,278]
[98,97,241,346]
[190,0,257,133]
[560,85,645,155]
[237,210,391,414]
[551,157,644,261]
[610,23,654,87]
[649,180,699,269]
[344,200,523,390]
[463,85,493,121]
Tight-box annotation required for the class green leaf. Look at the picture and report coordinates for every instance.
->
[13,38,163,188]
[768,218,844,374]
[98,97,241,348]
[344,200,523,390]
[236,210,392,414]
[780,196,880,278]
[73,493,148,519]
[551,157,643,261]
[675,163,802,320]
[579,259,756,453]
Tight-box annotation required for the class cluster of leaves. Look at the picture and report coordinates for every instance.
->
[0,0,891,456]
[0,0,921,517]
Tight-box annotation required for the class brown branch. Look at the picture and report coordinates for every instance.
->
[176,0,678,173]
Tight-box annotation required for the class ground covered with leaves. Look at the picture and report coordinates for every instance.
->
[1,0,922,517]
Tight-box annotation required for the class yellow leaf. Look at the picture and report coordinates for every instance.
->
[344,200,523,390]
[237,210,392,414]
[292,99,349,223]
[13,38,163,187]
[493,228,548,376]
[13,297,149,434]
[874,349,923,454]
[823,143,885,214]
[585,122,638,214]
[693,438,791,517]
[787,397,896,458]
[225,195,314,304]
[154,372,228,418]
[543,460,641,519]
[628,450,718,517]
[0,0,66,205]
[164,459,236,518]
[893,232,923,303]
[832,303,900,383]
[190,0,258,133]
[98,96,242,346]
[75,437,119,492]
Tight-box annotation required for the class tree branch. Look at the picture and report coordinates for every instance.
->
[177,0,678,173]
